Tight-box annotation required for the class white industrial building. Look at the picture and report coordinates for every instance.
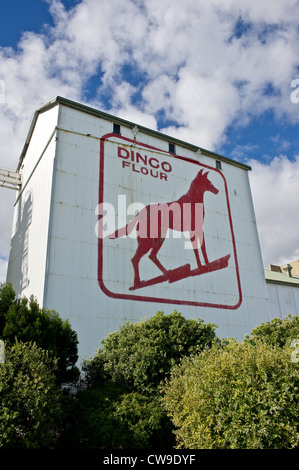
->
[2,96,298,363]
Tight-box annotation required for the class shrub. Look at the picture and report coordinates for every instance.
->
[247,314,299,348]
[0,341,62,448]
[59,385,174,449]
[83,310,217,394]
[162,339,299,449]
[0,283,79,385]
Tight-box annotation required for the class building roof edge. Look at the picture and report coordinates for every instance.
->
[17,96,252,172]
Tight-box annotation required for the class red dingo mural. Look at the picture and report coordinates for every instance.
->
[108,169,231,290]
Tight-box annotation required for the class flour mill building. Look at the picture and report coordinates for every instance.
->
[2,97,296,362]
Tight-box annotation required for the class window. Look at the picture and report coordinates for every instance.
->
[216,160,222,170]
[169,143,175,154]
[113,123,121,135]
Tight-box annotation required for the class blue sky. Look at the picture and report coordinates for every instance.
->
[1,0,297,160]
[0,1,80,47]
[0,0,299,282]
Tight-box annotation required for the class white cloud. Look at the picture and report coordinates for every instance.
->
[1,0,298,155]
[249,155,299,268]
[0,0,299,282]
[214,0,298,24]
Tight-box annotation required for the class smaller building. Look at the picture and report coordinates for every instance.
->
[265,260,299,319]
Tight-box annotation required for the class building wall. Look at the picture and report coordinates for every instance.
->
[7,99,273,363]
[7,106,59,304]
[266,281,299,319]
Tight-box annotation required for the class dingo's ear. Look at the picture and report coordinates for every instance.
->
[197,169,209,178]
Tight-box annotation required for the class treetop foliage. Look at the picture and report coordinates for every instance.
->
[246,314,299,348]
[0,341,62,448]
[83,310,217,394]
[162,338,299,449]
[1,278,298,450]
[0,282,79,384]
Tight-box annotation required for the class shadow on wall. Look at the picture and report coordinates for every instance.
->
[7,191,32,295]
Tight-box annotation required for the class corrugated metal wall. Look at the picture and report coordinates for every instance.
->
[7,99,274,363]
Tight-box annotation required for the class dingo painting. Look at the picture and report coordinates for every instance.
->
[98,134,242,309]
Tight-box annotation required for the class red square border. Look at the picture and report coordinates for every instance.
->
[98,134,242,310]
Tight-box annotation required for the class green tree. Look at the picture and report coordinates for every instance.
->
[59,385,174,449]
[0,283,79,385]
[0,341,62,448]
[83,310,217,394]
[0,282,15,334]
[72,310,216,449]
[247,314,299,348]
[162,339,299,449]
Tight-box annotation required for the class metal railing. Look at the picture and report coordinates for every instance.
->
[0,167,21,190]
